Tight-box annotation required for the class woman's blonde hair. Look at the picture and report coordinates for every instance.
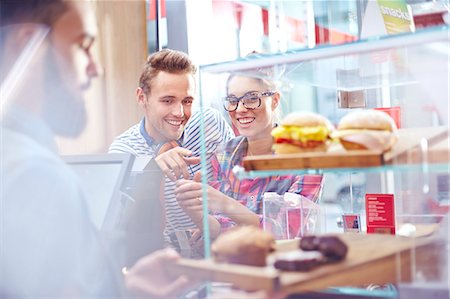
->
[225,51,285,125]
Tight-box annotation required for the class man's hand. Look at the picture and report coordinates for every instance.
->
[124,248,190,298]
[155,146,200,181]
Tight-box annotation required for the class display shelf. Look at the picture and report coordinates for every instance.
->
[236,126,449,179]
[168,232,441,294]
[234,163,450,180]
[200,26,449,91]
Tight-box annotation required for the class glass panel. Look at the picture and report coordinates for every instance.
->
[197,16,449,297]
[201,27,448,89]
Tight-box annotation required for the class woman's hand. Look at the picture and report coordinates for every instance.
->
[175,179,226,214]
[175,171,259,228]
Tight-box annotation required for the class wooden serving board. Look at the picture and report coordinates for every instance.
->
[167,258,280,292]
[243,127,448,171]
[243,149,384,170]
[387,134,450,165]
[278,233,440,294]
[167,233,441,294]
[383,126,449,164]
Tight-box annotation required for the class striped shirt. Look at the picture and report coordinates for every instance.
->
[109,108,234,236]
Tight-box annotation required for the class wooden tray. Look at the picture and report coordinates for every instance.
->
[243,126,449,171]
[167,232,442,294]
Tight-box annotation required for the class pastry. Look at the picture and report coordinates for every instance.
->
[299,235,320,251]
[316,236,348,261]
[273,250,323,271]
[300,235,348,261]
[211,226,275,267]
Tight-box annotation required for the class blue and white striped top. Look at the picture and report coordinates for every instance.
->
[109,107,234,236]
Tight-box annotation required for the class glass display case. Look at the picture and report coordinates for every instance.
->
[194,24,449,298]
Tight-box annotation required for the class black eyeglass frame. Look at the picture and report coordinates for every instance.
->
[223,91,276,112]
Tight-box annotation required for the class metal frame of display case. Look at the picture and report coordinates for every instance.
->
[200,27,448,74]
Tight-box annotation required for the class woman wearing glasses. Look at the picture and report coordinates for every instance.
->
[175,72,322,236]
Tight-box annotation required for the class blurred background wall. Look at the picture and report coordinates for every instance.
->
[56,1,147,155]
[54,0,365,155]
[55,0,448,155]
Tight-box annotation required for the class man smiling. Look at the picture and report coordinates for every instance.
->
[109,49,234,240]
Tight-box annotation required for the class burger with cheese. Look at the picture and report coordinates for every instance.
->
[333,110,397,152]
[271,112,334,154]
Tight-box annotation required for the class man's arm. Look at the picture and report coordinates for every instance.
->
[123,248,191,299]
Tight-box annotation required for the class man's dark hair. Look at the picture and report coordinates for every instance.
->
[0,0,68,27]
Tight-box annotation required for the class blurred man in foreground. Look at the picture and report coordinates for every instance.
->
[0,1,286,298]
[0,1,189,297]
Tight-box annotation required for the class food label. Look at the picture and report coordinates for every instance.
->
[365,194,396,234]
[342,214,361,233]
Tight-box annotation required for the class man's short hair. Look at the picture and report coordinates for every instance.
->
[0,0,68,27]
[139,49,197,95]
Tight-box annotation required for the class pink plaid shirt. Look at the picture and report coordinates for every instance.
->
[209,136,323,232]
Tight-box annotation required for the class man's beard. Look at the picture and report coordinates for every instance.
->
[41,47,87,138]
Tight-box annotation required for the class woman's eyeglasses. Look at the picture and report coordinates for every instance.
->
[223,91,275,112]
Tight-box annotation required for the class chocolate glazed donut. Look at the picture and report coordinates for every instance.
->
[273,251,323,271]
[275,236,348,272]
[300,235,348,261]
[316,236,348,261]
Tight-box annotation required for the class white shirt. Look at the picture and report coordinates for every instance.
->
[0,107,122,297]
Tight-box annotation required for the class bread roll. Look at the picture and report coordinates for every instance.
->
[334,110,398,152]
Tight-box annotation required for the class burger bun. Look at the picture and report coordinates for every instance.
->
[335,110,398,152]
[282,112,334,131]
[273,143,329,154]
[338,110,397,132]
[339,131,397,152]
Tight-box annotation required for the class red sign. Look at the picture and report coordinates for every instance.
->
[365,194,396,234]
[148,0,166,20]
[374,106,402,129]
